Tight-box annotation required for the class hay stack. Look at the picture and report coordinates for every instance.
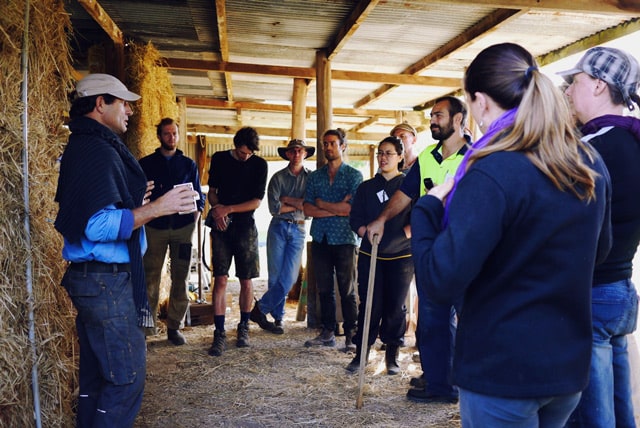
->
[126,41,179,159]
[0,0,76,426]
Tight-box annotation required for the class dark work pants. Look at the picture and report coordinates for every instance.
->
[311,240,358,334]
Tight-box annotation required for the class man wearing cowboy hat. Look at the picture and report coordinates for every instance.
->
[250,139,315,334]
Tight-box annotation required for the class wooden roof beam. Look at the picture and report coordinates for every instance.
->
[164,59,459,87]
[214,0,233,101]
[431,0,640,14]
[77,0,123,44]
[354,8,524,108]
[350,115,380,133]
[412,17,640,112]
[77,0,125,80]
[185,97,409,118]
[537,17,640,66]
[326,0,380,61]
[186,124,385,142]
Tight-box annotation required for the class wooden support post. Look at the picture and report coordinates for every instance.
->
[195,135,207,184]
[291,78,309,141]
[368,144,375,179]
[177,96,188,147]
[315,50,332,168]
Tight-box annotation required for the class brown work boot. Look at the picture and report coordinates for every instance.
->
[236,322,250,348]
[207,330,226,357]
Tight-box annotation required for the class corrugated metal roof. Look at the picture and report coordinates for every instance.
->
[66,0,640,145]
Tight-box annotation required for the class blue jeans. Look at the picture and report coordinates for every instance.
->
[62,268,146,428]
[311,241,358,333]
[416,293,458,397]
[259,219,306,321]
[567,279,638,428]
[460,388,581,427]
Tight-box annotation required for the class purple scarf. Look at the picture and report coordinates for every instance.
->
[443,108,518,227]
[581,114,640,141]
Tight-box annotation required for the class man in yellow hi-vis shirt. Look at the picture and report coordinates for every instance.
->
[366,95,470,404]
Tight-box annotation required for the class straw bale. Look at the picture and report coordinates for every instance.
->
[125,41,179,160]
[1,0,76,426]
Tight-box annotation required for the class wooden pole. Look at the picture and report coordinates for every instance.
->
[291,78,309,140]
[368,144,375,179]
[356,234,379,409]
[315,49,331,167]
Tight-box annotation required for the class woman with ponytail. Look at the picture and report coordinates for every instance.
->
[410,43,612,426]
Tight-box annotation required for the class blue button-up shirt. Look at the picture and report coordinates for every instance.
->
[305,162,362,245]
[62,204,147,262]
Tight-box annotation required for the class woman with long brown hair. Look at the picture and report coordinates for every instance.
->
[411,43,612,426]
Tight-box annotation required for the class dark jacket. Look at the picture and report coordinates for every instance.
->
[55,116,151,326]
[582,123,640,284]
[411,148,611,398]
[138,148,204,230]
[350,173,411,258]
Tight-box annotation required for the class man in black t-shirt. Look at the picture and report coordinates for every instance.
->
[206,127,268,356]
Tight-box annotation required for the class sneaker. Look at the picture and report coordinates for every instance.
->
[207,330,227,357]
[406,388,458,404]
[271,319,284,335]
[250,301,275,331]
[304,328,336,347]
[167,328,186,346]
[236,322,250,348]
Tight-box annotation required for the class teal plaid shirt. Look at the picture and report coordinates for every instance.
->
[305,162,362,245]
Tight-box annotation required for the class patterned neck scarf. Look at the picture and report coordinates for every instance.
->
[443,108,518,227]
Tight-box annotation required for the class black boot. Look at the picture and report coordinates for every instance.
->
[250,300,275,331]
[385,344,400,375]
[344,329,357,353]
[207,330,227,357]
[346,345,370,373]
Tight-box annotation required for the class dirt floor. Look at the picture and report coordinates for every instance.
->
[135,280,461,428]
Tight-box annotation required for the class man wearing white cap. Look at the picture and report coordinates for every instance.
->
[561,47,640,427]
[55,73,197,427]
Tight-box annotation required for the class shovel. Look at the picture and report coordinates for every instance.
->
[356,234,379,409]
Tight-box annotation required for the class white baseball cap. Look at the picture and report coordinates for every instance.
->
[76,73,141,101]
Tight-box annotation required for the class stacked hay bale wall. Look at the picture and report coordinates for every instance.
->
[0,0,76,426]
[126,41,178,159]
[125,41,179,312]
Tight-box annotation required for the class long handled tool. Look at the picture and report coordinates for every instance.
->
[197,216,203,302]
[356,234,379,409]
